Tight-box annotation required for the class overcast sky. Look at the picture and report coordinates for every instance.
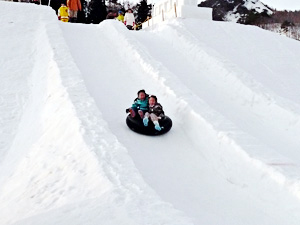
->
[261,0,300,11]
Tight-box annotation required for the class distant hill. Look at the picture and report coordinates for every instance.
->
[198,0,300,41]
[198,0,273,24]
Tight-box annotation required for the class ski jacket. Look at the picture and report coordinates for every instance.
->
[67,0,82,11]
[124,12,135,26]
[132,96,149,111]
[116,14,124,22]
[58,6,69,21]
[149,103,164,117]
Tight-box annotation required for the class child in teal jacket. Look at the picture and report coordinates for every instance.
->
[126,89,149,118]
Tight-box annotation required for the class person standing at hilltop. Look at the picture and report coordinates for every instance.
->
[58,3,69,22]
[67,0,82,22]
[124,9,135,30]
[116,10,124,22]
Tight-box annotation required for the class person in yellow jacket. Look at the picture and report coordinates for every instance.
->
[67,0,82,22]
[116,11,124,23]
[58,4,69,22]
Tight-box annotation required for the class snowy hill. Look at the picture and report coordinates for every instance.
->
[1,1,300,225]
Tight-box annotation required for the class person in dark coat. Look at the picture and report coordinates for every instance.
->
[143,95,164,131]
[106,10,116,19]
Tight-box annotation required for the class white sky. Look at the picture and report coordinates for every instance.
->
[261,0,300,11]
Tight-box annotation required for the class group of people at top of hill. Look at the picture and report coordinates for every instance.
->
[58,2,135,30]
[106,9,136,30]
[58,0,81,23]
[126,90,164,131]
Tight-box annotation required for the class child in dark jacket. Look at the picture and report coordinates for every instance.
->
[126,89,149,118]
[143,95,164,131]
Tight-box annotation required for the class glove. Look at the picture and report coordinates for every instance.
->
[126,108,130,113]
[133,22,135,26]
[58,16,61,20]
[124,21,126,25]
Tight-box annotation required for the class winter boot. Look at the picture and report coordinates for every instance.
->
[129,108,136,118]
[153,121,161,131]
[143,117,149,126]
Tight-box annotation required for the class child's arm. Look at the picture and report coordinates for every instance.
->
[153,104,164,116]
[131,100,138,109]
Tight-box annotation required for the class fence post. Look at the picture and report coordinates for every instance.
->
[174,3,177,17]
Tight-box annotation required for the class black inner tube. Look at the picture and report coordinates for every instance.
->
[126,115,172,136]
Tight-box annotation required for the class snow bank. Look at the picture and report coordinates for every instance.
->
[62,18,300,224]
[0,2,193,225]
[150,19,300,196]
[143,0,211,28]
[2,1,300,225]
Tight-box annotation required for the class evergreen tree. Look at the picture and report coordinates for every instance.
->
[281,20,295,29]
[87,0,107,24]
[49,0,61,13]
[136,0,151,23]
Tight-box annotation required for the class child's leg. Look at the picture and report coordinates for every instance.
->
[150,113,161,131]
[138,110,145,119]
[129,107,137,118]
[149,113,159,122]
[143,112,150,126]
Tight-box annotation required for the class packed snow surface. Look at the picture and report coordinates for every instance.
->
[1,2,300,225]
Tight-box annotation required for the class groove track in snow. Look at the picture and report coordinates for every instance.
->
[61,20,300,225]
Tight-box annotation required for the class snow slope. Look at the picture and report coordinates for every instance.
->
[1,2,300,225]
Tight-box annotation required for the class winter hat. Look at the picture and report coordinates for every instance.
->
[137,89,146,95]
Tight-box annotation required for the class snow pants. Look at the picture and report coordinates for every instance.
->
[126,25,133,30]
[144,112,159,122]
[68,10,78,22]
[131,108,147,118]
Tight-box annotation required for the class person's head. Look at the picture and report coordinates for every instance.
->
[149,95,157,106]
[137,89,146,100]
[118,10,123,15]
[127,9,133,13]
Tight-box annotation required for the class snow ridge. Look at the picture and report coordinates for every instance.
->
[0,3,193,225]
[95,19,300,204]
[150,19,300,195]
[2,2,300,225]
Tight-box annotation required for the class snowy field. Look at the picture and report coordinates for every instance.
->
[1,2,300,225]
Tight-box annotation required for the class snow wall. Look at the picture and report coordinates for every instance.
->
[142,0,212,28]
[0,2,194,225]
[2,1,300,225]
